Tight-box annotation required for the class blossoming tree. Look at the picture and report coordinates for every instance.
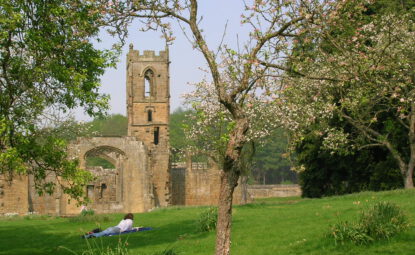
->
[125,0,324,254]
[277,0,415,188]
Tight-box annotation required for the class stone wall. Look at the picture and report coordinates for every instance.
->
[28,174,61,215]
[171,162,248,206]
[82,167,125,214]
[0,175,28,215]
[247,184,301,199]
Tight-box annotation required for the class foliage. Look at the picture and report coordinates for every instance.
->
[329,202,409,245]
[0,0,132,199]
[196,207,218,232]
[69,209,111,224]
[87,114,128,137]
[279,0,415,188]
[68,214,110,224]
[23,214,53,221]
[360,202,409,240]
[86,157,116,169]
[252,128,295,184]
[289,0,414,196]
[329,221,373,245]
[60,238,129,255]
[81,209,96,217]
[151,248,179,255]
[169,107,193,162]
[297,124,403,198]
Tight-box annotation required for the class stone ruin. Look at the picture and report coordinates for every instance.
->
[0,45,248,216]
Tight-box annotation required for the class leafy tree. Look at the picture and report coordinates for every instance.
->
[169,107,193,162]
[296,124,403,198]
[277,0,415,188]
[88,114,128,137]
[279,0,414,197]
[0,0,126,199]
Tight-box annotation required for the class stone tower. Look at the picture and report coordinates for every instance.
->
[126,44,170,207]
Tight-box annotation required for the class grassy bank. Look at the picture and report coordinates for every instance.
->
[0,189,414,255]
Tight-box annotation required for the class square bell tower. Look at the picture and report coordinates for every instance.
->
[126,43,170,207]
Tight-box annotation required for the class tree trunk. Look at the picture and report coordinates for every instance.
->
[215,169,239,255]
[405,102,415,188]
[405,58,415,188]
[404,169,414,188]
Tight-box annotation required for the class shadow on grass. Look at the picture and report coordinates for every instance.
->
[0,218,199,255]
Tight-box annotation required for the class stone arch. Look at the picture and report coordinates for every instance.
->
[83,146,127,204]
[84,145,127,167]
[66,137,152,214]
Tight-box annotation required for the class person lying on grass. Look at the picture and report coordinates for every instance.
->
[83,213,134,238]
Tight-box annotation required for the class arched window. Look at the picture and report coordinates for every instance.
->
[144,69,154,98]
[148,110,153,122]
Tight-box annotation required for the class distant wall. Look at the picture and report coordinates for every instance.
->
[0,175,28,215]
[247,184,301,198]
[171,162,248,206]
[29,174,61,215]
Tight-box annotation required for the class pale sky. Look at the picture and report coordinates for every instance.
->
[75,1,250,121]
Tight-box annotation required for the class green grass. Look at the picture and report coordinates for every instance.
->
[1,189,415,254]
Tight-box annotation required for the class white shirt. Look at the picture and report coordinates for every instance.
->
[116,219,133,232]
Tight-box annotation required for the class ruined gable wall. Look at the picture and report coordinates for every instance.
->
[65,136,152,215]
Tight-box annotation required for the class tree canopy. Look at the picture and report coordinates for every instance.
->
[0,0,124,198]
[278,0,415,189]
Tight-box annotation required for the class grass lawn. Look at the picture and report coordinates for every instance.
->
[0,189,414,255]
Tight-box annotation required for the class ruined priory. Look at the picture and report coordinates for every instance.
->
[0,45,247,215]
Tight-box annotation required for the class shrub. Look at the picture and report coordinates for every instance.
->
[359,201,409,240]
[330,221,373,245]
[81,209,95,217]
[151,248,179,255]
[197,207,218,232]
[23,214,52,220]
[329,202,409,245]
[68,214,110,224]
[59,238,129,255]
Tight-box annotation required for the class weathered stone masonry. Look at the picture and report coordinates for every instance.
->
[0,45,249,215]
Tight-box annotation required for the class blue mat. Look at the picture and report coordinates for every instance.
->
[105,227,153,237]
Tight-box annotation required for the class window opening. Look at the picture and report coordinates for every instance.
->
[144,69,154,98]
[148,110,153,122]
[87,185,94,199]
[86,156,115,169]
[154,127,159,145]
[100,183,107,199]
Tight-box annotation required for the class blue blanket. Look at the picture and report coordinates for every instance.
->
[105,227,153,237]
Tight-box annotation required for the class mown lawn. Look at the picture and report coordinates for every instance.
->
[0,189,414,255]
